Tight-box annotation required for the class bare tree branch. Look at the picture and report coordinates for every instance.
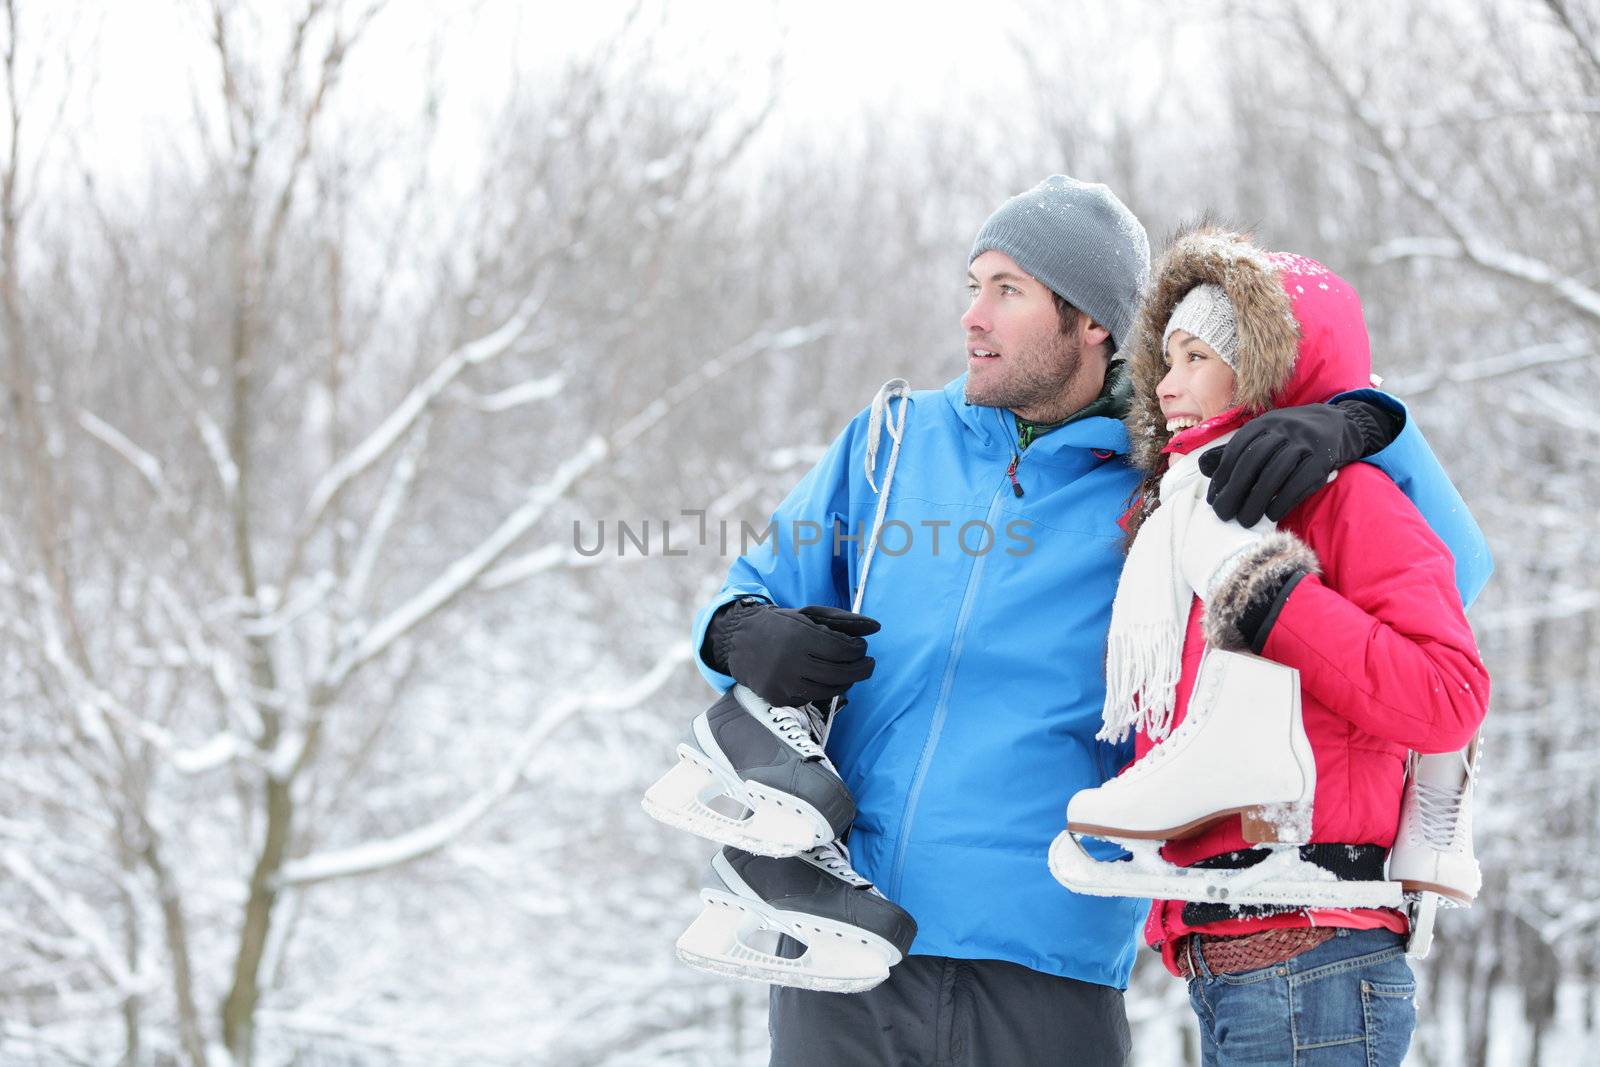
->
[341,412,429,612]
[1381,337,1591,395]
[316,434,605,696]
[1378,95,1600,128]
[1289,7,1600,326]
[282,282,553,588]
[1367,235,1600,325]
[1,847,141,994]
[1544,0,1600,84]
[454,372,566,412]
[131,821,210,1067]
[280,645,688,887]
[314,321,828,698]
[76,409,169,500]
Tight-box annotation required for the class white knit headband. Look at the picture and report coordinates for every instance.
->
[1163,283,1239,368]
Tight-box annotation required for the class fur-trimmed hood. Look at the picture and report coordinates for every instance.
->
[1123,226,1374,474]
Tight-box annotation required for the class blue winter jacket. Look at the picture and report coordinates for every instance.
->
[693,374,1491,989]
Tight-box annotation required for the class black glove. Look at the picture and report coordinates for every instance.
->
[701,600,880,708]
[1197,399,1399,526]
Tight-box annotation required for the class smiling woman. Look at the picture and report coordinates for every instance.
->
[1063,227,1492,1067]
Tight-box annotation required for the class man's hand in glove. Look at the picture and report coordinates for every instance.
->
[1199,398,1401,526]
[701,600,880,708]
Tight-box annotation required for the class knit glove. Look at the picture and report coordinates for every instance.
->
[702,600,880,708]
[1179,506,1269,601]
[1198,399,1399,526]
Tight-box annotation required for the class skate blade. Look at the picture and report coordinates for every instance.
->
[1397,878,1476,906]
[1048,830,1405,909]
[641,746,831,857]
[1404,892,1440,959]
[674,890,897,993]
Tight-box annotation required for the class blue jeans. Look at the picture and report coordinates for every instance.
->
[1185,927,1416,1066]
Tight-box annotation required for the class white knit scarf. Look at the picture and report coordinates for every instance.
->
[1098,431,1238,744]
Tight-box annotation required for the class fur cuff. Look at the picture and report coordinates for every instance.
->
[1203,532,1320,651]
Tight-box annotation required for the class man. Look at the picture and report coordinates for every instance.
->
[691,176,1491,1066]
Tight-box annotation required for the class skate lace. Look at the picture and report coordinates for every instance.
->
[805,841,872,889]
[1409,746,1477,851]
[767,703,828,761]
[1119,698,1205,778]
[819,378,911,747]
[1413,780,1468,851]
[1116,650,1228,777]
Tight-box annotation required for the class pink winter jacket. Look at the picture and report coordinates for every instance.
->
[1114,234,1491,975]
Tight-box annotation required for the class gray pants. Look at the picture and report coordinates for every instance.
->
[768,955,1130,1067]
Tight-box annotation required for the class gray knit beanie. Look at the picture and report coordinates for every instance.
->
[969,175,1150,349]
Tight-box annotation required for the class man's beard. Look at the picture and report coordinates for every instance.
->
[963,331,1084,417]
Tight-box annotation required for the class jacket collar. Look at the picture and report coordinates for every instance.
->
[942,373,1130,457]
[1162,405,1252,458]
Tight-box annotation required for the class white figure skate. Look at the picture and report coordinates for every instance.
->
[1050,649,1403,909]
[1389,735,1483,958]
[643,685,855,857]
[675,841,917,993]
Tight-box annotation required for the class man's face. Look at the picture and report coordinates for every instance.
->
[961,250,1082,419]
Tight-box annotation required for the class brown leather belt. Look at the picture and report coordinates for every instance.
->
[1177,926,1338,978]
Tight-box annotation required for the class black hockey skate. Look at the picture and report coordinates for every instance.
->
[675,842,917,992]
[643,685,856,856]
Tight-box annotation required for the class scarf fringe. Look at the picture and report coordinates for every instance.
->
[1098,433,1243,747]
[1098,622,1187,743]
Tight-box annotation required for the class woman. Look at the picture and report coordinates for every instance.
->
[1101,227,1490,1065]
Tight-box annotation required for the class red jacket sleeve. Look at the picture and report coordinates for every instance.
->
[1262,463,1489,753]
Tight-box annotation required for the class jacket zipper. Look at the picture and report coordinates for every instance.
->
[1007,413,1030,496]
[886,410,1019,898]
[1005,453,1024,497]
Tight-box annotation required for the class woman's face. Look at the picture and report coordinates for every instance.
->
[1158,330,1238,429]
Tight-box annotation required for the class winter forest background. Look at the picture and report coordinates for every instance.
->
[1,0,1596,1064]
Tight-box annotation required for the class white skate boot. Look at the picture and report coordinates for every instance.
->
[1050,649,1403,909]
[1388,735,1483,958]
